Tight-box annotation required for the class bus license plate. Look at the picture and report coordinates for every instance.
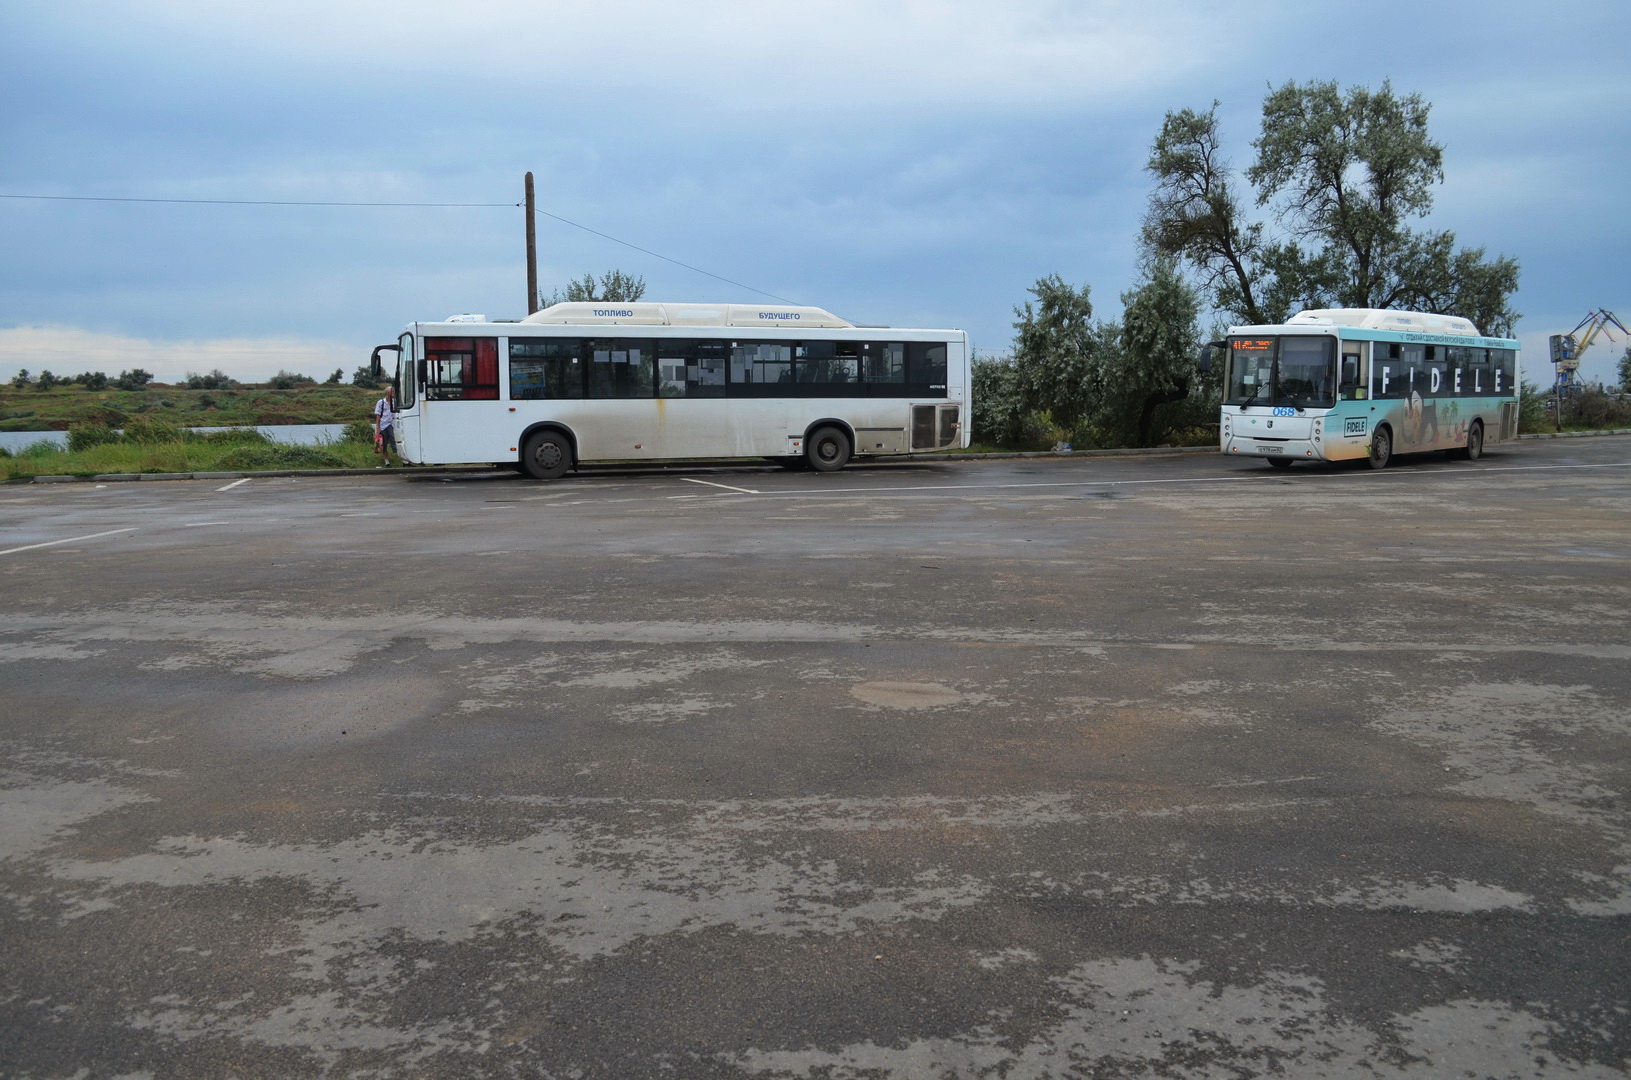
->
[1258,445,1283,455]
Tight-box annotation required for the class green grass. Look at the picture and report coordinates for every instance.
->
[0,426,379,480]
[0,383,379,432]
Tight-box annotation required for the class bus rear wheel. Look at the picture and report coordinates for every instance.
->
[806,426,851,472]
[521,430,572,480]
[1458,420,1484,461]
[1368,426,1392,470]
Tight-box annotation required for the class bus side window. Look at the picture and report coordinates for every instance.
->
[425,338,499,400]
[908,342,948,392]
[863,342,904,384]
[509,338,582,400]
[587,339,656,399]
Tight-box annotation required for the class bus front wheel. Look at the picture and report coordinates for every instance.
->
[1368,426,1392,470]
[521,430,572,480]
[806,426,851,472]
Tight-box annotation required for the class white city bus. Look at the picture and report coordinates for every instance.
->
[1207,308,1520,469]
[369,302,969,479]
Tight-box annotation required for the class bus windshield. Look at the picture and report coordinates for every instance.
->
[1226,336,1335,408]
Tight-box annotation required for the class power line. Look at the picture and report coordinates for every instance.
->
[0,193,516,207]
[0,191,799,304]
[533,208,800,305]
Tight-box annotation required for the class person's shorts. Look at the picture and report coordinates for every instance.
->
[379,426,398,453]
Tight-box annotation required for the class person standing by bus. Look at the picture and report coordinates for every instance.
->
[373,384,399,468]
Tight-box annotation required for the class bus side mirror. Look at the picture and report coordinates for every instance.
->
[1197,341,1224,373]
[368,344,399,381]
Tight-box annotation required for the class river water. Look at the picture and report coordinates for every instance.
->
[0,423,349,455]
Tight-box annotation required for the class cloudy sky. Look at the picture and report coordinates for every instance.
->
[3,0,1628,388]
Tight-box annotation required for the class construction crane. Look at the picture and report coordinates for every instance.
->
[1550,309,1629,391]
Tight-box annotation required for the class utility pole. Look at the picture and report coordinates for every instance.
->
[524,172,538,315]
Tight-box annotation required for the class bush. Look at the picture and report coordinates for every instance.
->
[268,370,318,390]
[90,407,128,428]
[68,424,121,451]
[342,420,375,444]
[123,418,186,444]
[196,427,270,446]
[114,369,153,391]
[971,355,1049,448]
[1517,381,1548,433]
[215,444,347,470]
[185,369,235,390]
[1146,394,1220,447]
[1564,389,1631,429]
[351,366,382,390]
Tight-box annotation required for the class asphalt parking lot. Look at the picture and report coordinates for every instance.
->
[3,437,1630,1079]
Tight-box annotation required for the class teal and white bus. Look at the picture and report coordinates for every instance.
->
[1209,308,1520,469]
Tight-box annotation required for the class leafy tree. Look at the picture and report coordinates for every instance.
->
[1618,347,1631,393]
[541,269,647,308]
[1145,81,1520,336]
[1096,261,1204,447]
[351,365,382,390]
[11,369,30,388]
[1011,275,1103,438]
[34,370,60,391]
[1143,103,1268,326]
[114,368,152,391]
[73,371,109,390]
[325,368,344,385]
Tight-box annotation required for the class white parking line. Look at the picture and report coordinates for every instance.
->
[216,478,251,492]
[685,473,1276,499]
[1470,461,1631,473]
[681,478,760,494]
[183,521,232,527]
[0,527,137,556]
[674,459,1631,500]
